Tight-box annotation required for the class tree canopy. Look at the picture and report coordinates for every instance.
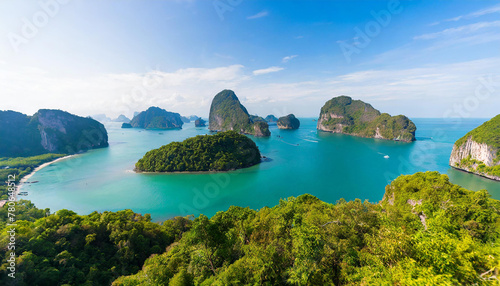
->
[135,131,261,172]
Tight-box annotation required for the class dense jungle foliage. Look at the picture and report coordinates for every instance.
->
[135,131,261,172]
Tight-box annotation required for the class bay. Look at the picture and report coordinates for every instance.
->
[21,118,500,221]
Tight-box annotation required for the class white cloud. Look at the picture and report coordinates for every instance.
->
[434,4,500,25]
[247,10,268,20]
[2,58,500,119]
[0,65,248,118]
[414,21,500,40]
[282,55,298,63]
[252,66,284,76]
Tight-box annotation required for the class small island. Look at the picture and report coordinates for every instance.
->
[450,114,500,181]
[194,118,206,127]
[135,131,261,172]
[317,96,416,142]
[265,114,278,123]
[277,114,300,130]
[121,123,132,128]
[209,90,270,137]
[129,107,184,129]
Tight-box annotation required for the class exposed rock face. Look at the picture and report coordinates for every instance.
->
[253,121,271,137]
[208,89,270,137]
[129,107,183,129]
[449,115,500,181]
[277,114,300,130]
[195,118,206,127]
[0,109,108,157]
[113,115,131,123]
[317,96,416,142]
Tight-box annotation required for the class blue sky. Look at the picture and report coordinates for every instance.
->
[0,0,499,119]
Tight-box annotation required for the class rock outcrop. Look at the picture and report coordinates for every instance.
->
[449,115,500,181]
[0,109,108,157]
[317,96,416,142]
[129,107,183,129]
[208,90,270,137]
[195,118,206,127]
[277,114,300,130]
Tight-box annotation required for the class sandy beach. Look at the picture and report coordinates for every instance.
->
[17,155,75,194]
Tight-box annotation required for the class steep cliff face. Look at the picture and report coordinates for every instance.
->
[317,96,416,142]
[277,114,300,130]
[449,115,500,181]
[208,90,270,137]
[129,107,183,129]
[0,109,108,157]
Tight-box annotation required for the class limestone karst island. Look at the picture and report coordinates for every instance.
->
[2,1,500,285]
[450,114,500,181]
[208,89,271,137]
[317,96,416,142]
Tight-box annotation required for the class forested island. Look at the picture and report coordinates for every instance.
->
[135,131,261,172]
[129,107,184,129]
[277,114,300,130]
[1,171,498,285]
[208,90,271,137]
[317,96,416,142]
[0,109,108,157]
[450,114,500,180]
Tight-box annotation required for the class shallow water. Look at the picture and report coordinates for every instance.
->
[22,118,500,221]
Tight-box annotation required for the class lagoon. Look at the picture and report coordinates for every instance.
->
[21,118,500,221]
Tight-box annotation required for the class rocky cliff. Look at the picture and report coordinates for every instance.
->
[277,114,300,130]
[449,115,500,180]
[317,96,416,142]
[129,107,183,129]
[208,90,270,137]
[0,109,108,157]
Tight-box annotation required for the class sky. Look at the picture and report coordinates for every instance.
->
[0,0,499,119]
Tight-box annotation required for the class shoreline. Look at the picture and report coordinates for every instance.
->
[450,165,500,182]
[17,155,75,194]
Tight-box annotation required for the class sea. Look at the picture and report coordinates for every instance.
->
[21,118,500,222]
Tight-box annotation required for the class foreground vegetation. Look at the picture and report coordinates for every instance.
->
[112,171,500,285]
[0,154,65,200]
[1,171,499,285]
[0,201,191,285]
[135,131,261,172]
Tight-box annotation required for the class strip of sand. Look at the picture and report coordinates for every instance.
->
[17,155,75,193]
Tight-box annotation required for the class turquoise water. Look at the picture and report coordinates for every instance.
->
[22,118,500,221]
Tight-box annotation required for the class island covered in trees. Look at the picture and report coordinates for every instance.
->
[277,114,301,130]
[450,114,500,180]
[0,109,108,157]
[128,106,184,129]
[208,90,271,137]
[135,131,261,172]
[317,96,416,142]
